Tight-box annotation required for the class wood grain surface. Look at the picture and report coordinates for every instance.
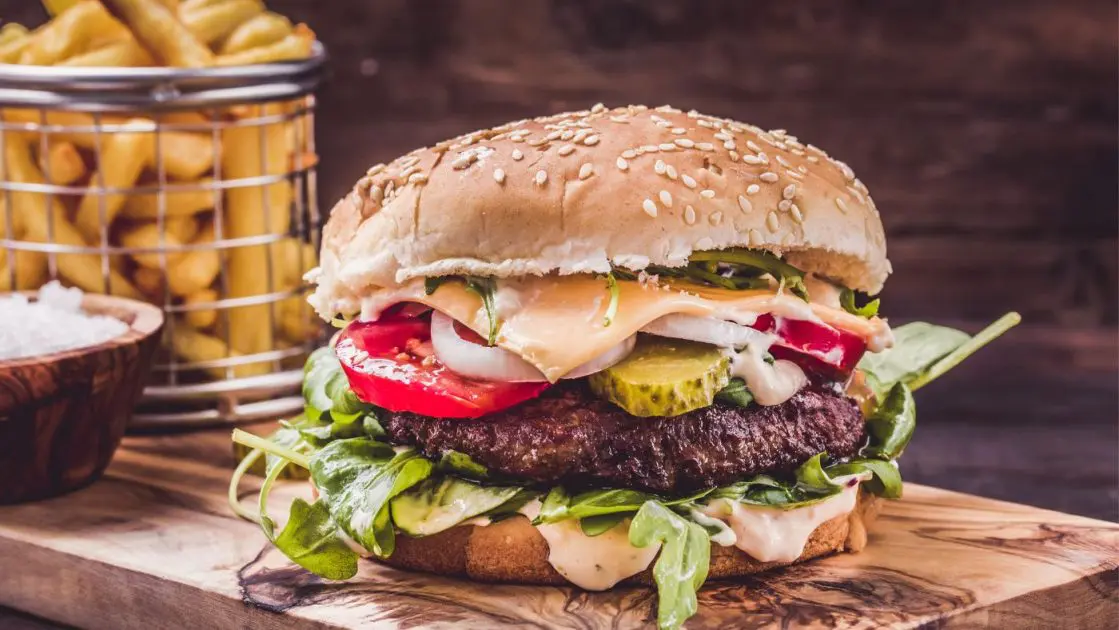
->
[0,427,1115,629]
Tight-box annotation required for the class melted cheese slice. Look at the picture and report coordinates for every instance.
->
[359,275,892,382]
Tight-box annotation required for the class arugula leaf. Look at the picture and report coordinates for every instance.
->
[714,378,754,408]
[425,275,500,345]
[689,248,808,300]
[840,288,880,318]
[272,498,359,580]
[483,488,541,522]
[309,439,434,557]
[857,322,970,398]
[302,347,340,421]
[536,487,711,525]
[861,383,916,460]
[629,501,711,630]
[579,513,627,536]
[437,450,490,480]
[390,476,522,536]
[828,458,902,498]
[908,312,1021,391]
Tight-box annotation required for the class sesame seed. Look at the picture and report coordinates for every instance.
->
[655,121,671,128]
[798,165,808,173]
[408,173,428,184]
[737,195,752,213]
[766,211,780,232]
[368,185,383,202]
[791,204,803,223]
[697,142,715,152]
[697,119,714,128]
[700,189,715,199]
[848,186,865,204]
[743,155,763,165]
[591,102,607,113]
[659,143,677,151]
[527,137,548,147]
[724,140,736,151]
[684,205,697,224]
[511,136,525,143]
[512,149,524,161]
[746,140,762,153]
[760,172,778,183]
[776,155,792,168]
[546,130,563,141]
[399,165,418,178]
[746,184,760,195]
[782,184,796,200]
[666,165,678,179]
[757,152,769,163]
[535,170,548,185]
[672,127,687,134]
[748,228,763,246]
[642,145,659,153]
[579,163,594,180]
[659,190,673,207]
[584,135,600,146]
[682,174,697,189]
[714,132,731,141]
[854,178,868,193]
[786,169,805,180]
[642,199,659,217]
[558,144,576,156]
[616,157,629,171]
[674,138,695,148]
[835,197,849,212]
[366,163,385,176]
[729,150,740,161]
[778,199,792,211]
[709,211,723,225]
[806,155,820,163]
[560,130,574,141]
[452,154,475,170]
[493,168,506,184]
[654,160,667,175]
[610,115,629,123]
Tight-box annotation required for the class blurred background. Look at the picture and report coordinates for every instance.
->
[5,0,1116,519]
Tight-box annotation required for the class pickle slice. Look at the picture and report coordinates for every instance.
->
[589,335,730,417]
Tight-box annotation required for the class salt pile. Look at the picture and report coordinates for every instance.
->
[0,282,129,361]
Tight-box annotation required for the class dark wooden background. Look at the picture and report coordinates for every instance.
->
[4,1,1117,520]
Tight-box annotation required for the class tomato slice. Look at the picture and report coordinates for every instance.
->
[751,314,867,375]
[335,318,550,419]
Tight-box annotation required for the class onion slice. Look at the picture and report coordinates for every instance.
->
[640,313,770,349]
[430,311,636,382]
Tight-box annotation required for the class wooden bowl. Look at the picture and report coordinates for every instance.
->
[0,293,163,504]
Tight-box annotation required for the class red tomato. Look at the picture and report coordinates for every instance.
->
[751,314,867,375]
[335,319,550,419]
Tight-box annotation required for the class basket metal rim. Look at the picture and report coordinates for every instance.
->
[0,42,326,88]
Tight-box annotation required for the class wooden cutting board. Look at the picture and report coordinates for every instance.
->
[0,426,1115,630]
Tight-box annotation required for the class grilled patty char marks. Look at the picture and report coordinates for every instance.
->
[381,385,865,494]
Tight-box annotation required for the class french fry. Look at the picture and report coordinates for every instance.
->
[215,25,314,66]
[2,110,215,181]
[178,0,226,12]
[19,2,129,66]
[166,226,219,296]
[41,0,78,16]
[132,266,165,298]
[2,136,141,298]
[219,12,291,55]
[0,205,48,291]
[0,24,32,63]
[183,288,218,329]
[119,221,186,268]
[40,141,87,185]
[222,103,292,357]
[165,216,200,242]
[74,120,151,241]
[170,325,265,378]
[59,38,155,67]
[272,237,316,289]
[102,0,214,68]
[278,295,318,343]
[157,111,211,127]
[180,0,264,46]
[120,180,216,219]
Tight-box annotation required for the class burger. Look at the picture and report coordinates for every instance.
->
[231,104,1017,629]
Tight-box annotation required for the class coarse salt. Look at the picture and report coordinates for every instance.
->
[0,281,128,361]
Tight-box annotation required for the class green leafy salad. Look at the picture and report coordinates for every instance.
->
[230,306,1018,629]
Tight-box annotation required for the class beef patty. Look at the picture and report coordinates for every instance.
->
[381,384,865,494]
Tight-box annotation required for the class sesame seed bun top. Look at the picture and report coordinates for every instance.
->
[312,104,890,317]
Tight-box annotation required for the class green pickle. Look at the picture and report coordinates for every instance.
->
[589,335,730,417]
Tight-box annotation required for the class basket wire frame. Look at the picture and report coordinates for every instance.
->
[0,98,324,427]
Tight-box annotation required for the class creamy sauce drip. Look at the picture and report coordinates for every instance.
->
[702,483,859,563]
[728,339,808,406]
[519,500,659,590]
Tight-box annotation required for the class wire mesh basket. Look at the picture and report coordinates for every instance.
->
[0,48,327,428]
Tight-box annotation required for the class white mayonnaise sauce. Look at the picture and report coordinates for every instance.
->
[728,339,808,406]
[518,500,659,590]
[701,483,859,563]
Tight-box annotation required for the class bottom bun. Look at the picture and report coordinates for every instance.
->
[378,490,883,586]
